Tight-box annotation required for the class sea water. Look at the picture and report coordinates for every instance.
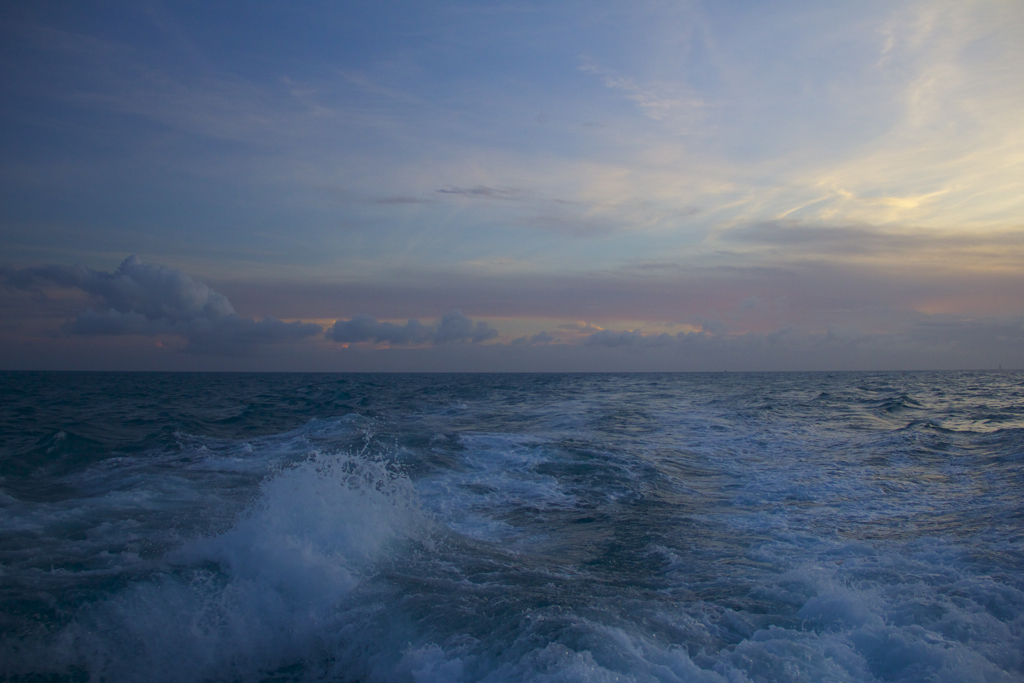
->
[1,371,1022,682]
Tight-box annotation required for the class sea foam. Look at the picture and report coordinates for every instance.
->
[9,452,425,682]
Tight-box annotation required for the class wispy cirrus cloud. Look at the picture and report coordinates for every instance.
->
[579,62,709,131]
[721,221,1024,269]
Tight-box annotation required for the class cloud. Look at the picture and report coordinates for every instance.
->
[434,310,499,344]
[328,310,497,346]
[568,313,1024,370]
[558,322,604,333]
[579,62,708,130]
[328,315,432,345]
[583,329,676,348]
[511,330,557,346]
[3,255,321,354]
[371,196,434,205]
[721,221,1024,268]
[7,255,235,322]
[436,186,529,200]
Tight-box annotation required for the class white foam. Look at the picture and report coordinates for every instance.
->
[415,433,575,543]
[182,453,422,601]
[9,452,427,682]
[715,539,1023,682]
[338,551,1022,683]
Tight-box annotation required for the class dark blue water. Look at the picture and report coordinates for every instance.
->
[1,371,1023,682]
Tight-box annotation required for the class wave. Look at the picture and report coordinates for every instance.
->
[1,451,428,682]
[3,373,1023,682]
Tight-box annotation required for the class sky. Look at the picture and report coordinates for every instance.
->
[1,0,1022,371]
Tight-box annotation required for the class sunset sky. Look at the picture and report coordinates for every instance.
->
[2,0,1022,371]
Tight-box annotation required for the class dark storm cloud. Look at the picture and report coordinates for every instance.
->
[3,256,321,355]
[328,310,498,346]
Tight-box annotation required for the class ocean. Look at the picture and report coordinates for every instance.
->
[1,371,1022,682]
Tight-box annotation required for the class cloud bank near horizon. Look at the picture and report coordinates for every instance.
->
[328,311,497,346]
[2,255,1021,370]
[2,256,503,356]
